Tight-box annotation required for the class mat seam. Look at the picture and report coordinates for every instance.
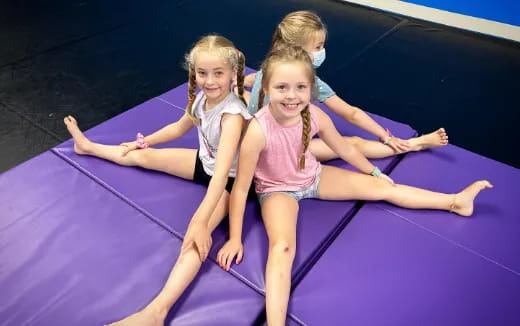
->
[49,148,267,296]
[288,151,413,324]
[156,97,186,111]
[377,205,520,277]
[290,149,412,290]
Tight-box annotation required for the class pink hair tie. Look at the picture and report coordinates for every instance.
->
[136,132,149,149]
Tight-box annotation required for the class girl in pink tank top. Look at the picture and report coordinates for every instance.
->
[217,46,492,326]
[253,101,320,194]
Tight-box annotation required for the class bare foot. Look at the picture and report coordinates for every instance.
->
[63,115,92,155]
[451,180,493,217]
[409,128,448,151]
[106,306,165,326]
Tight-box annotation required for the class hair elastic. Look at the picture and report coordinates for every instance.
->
[136,133,149,149]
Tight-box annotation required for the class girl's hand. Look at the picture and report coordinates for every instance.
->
[217,238,244,271]
[384,137,411,153]
[379,173,395,186]
[119,141,140,156]
[182,221,212,262]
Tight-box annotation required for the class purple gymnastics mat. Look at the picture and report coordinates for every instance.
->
[53,98,201,240]
[377,145,520,274]
[288,204,520,326]
[53,81,417,293]
[0,152,263,326]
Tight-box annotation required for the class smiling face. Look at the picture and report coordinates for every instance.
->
[265,61,313,124]
[194,51,234,107]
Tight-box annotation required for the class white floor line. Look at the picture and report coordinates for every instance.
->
[339,0,520,42]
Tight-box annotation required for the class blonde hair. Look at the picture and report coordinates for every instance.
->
[258,45,316,170]
[184,34,246,124]
[270,10,326,51]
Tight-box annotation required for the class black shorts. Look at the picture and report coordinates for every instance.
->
[193,151,256,198]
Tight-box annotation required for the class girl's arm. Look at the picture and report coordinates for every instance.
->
[121,113,194,155]
[323,95,410,152]
[142,113,194,146]
[182,113,246,262]
[217,118,265,271]
[315,106,394,184]
[244,73,257,88]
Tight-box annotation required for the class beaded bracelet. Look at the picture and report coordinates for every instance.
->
[371,166,382,177]
[382,128,393,145]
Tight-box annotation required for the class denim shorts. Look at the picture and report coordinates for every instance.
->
[257,170,322,204]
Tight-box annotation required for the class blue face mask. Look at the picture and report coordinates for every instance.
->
[312,48,326,68]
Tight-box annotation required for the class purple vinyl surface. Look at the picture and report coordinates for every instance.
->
[289,204,520,326]
[380,145,520,274]
[54,81,417,293]
[0,152,263,325]
[3,78,518,325]
[53,98,202,240]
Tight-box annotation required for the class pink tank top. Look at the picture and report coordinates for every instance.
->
[254,104,321,193]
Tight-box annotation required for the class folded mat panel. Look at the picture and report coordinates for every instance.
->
[53,98,202,240]
[288,204,520,326]
[53,82,418,293]
[0,152,263,326]
[380,145,520,274]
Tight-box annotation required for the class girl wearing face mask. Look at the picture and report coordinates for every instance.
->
[244,10,449,161]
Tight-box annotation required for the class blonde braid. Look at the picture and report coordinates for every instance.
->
[299,104,311,169]
[235,50,247,106]
[258,88,265,111]
[185,64,199,125]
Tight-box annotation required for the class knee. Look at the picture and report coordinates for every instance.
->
[371,177,393,200]
[269,240,296,260]
[176,243,199,262]
[347,136,363,148]
[129,149,149,166]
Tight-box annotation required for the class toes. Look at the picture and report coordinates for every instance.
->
[437,128,447,138]
[64,116,74,125]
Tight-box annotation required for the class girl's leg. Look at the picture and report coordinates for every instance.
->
[64,116,195,179]
[261,193,299,326]
[318,165,492,216]
[107,192,230,326]
[310,128,448,161]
